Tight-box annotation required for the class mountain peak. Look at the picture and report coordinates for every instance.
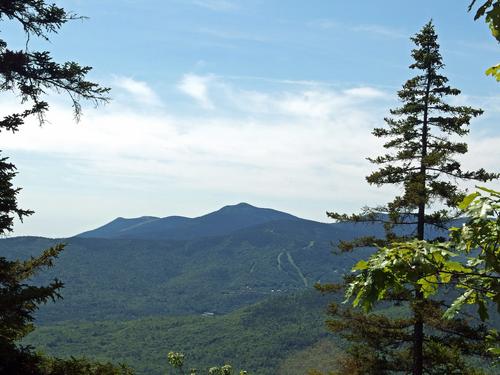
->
[218,202,256,211]
[233,202,253,207]
[77,203,300,240]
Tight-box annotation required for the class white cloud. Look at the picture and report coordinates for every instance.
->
[351,24,407,39]
[309,19,407,39]
[3,75,499,236]
[114,76,162,107]
[3,76,391,204]
[177,74,389,120]
[344,87,388,99]
[177,74,214,109]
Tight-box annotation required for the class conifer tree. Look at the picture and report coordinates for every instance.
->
[323,21,498,375]
[0,1,113,373]
[0,139,67,373]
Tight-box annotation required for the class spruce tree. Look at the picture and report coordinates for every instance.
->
[367,20,496,375]
[0,143,65,373]
[0,2,113,373]
[323,21,498,375]
[368,21,495,233]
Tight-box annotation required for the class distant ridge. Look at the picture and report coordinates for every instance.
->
[2,204,453,323]
[77,216,160,239]
[76,202,300,240]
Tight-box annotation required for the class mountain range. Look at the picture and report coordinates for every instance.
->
[0,202,454,374]
[2,203,378,322]
[77,202,301,240]
[2,202,450,324]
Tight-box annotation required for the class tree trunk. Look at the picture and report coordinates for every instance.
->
[413,65,431,375]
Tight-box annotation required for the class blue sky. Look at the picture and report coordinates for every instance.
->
[2,0,500,237]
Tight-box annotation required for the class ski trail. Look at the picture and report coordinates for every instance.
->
[286,251,308,287]
[277,251,284,271]
[303,240,315,250]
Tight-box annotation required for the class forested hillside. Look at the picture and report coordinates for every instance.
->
[24,291,342,375]
[1,204,382,323]
[2,203,473,374]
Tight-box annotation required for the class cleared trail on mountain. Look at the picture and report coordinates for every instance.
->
[286,251,308,287]
[277,252,285,271]
[276,251,308,287]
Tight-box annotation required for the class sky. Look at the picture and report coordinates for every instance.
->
[2,0,500,237]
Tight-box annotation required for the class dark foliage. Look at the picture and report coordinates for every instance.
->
[0,1,120,374]
[0,1,109,132]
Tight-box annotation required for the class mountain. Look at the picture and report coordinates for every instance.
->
[3,203,470,374]
[0,210,375,324]
[76,215,161,239]
[1,203,453,324]
[77,202,300,240]
[1,219,370,323]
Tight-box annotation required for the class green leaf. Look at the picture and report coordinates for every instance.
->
[487,346,500,356]
[353,259,369,271]
[459,192,480,210]
[473,0,493,20]
[439,271,452,284]
[476,185,500,196]
[444,290,474,319]
[485,63,500,81]
[443,261,471,274]
[417,275,438,298]
[352,290,364,308]
[478,300,489,321]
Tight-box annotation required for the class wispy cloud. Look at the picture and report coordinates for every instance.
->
[310,19,408,39]
[114,76,163,107]
[310,19,340,30]
[176,73,389,118]
[455,40,499,53]
[344,87,388,99]
[351,24,407,39]
[3,74,498,236]
[3,75,393,204]
[177,74,215,109]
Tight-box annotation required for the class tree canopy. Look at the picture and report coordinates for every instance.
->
[0,0,110,133]
[343,188,500,364]
[0,1,117,374]
[323,21,498,375]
